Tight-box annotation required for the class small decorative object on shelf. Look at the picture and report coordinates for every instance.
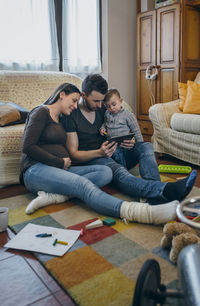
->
[155,0,179,9]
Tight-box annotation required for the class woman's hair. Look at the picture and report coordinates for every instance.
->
[44,83,80,105]
[82,74,108,96]
[103,88,121,103]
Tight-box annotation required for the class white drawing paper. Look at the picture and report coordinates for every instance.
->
[4,223,80,256]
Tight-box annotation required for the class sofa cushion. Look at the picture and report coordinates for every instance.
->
[177,73,200,112]
[0,101,29,126]
[0,123,25,154]
[178,82,187,111]
[183,81,200,114]
[0,104,20,126]
[170,113,200,135]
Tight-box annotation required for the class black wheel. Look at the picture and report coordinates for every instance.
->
[132,259,162,306]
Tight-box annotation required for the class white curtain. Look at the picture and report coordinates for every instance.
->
[62,0,101,77]
[0,0,59,71]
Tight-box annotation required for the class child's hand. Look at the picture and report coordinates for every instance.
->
[120,137,135,149]
[100,128,107,136]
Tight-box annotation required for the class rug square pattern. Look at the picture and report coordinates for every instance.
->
[45,245,114,288]
[43,201,74,213]
[91,232,147,267]
[11,215,65,234]
[152,245,173,263]
[68,217,118,244]
[68,268,135,306]
[111,219,138,232]
[160,174,176,182]
[35,252,56,263]
[118,252,177,284]
[9,205,47,226]
[6,168,193,306]
[0,193,34,210]
[68,239,86,253]
[121,223,163,250]
[50,204,100,228]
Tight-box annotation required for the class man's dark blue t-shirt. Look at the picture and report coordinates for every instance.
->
[62,106,106,151]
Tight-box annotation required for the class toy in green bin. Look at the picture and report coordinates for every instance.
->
[158,165,192,174]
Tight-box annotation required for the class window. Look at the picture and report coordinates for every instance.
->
[62,0,101,76]
[0,0,59,71]
[0,0,101,75]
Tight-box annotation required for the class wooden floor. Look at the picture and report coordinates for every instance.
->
[0,228,76,306]
[0,154,200,306]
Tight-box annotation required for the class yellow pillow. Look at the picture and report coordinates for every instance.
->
[183,80,200,114]
[178,82,187,111]
[194,72,200,84]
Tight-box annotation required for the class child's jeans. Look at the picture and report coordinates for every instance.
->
[112,147,127,168]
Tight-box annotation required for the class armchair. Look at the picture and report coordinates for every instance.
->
[149,99,200,166]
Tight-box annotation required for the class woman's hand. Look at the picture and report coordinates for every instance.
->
[100,141,117,157]
[63,157,72,169]
[120,137,135,149]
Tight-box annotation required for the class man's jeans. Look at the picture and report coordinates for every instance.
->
[87,142,167,202]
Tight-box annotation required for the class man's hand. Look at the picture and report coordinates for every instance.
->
[120,137,135,149]
[63,157,72,169]
[100,141,117,157]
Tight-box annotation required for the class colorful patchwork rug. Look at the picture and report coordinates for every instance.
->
[1,171,200,306]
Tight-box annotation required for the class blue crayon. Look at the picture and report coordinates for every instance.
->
[35,233,52,238]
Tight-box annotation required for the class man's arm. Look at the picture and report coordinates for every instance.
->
[66,132,117,163]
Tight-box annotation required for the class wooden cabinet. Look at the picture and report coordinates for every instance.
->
[137,0,200,141]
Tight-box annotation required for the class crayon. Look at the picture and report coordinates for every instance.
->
[35,233,52,237]
[57,240,68,245]
[53,238,58,246]
[53,238,68,246]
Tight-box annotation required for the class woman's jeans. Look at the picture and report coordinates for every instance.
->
[24,163,123,217]
[86,142,168,201]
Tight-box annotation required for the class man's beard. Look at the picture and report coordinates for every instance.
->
[83,99,96,111]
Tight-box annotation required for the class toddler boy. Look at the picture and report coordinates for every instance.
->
[100,88,143,167]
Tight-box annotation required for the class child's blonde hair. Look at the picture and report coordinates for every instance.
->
[104,88,121,103]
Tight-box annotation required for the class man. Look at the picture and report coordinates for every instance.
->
[26,74,197,213]
[63,74,196,202]
[65,74,161,183]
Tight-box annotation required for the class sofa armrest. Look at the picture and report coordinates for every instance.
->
[149,99,180,129]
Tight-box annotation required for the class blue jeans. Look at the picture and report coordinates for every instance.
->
[112,147,127,168]
[23,163,123,217]
[86,142,167,201]
[113,142,161,181]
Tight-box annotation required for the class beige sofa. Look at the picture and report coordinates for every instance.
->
[0,71,82,186]
[149,73,200,166]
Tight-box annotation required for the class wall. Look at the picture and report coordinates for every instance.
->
[101,0,137,111]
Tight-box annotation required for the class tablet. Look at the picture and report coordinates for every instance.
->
[108,133,134,145]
